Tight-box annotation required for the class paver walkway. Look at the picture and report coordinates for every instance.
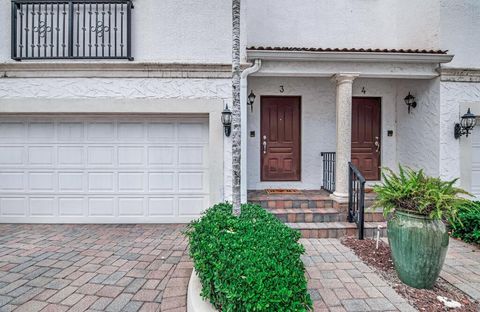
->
[0,225,477,312]
[441,238,480,301]
[0,224,192,312]
[301,238,416,312]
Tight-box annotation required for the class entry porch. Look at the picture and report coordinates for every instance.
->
[241,48,453,237]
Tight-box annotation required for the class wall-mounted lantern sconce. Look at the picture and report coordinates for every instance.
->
[454,108,477,139]
[247,90,256,113]
[221,104,232,137]
[404,92,417,114]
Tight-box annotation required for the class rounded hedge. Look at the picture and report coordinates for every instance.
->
[186,203,312,312]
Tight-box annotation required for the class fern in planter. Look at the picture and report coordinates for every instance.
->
[372,165,470,223]
[372,166,472,289]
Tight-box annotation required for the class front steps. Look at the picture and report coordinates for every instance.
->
[248,190,386,239]
[287,222,387,239]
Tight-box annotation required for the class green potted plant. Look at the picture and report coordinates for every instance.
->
[373,166,469,289]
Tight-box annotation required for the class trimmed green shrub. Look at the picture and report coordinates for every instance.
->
[186,203,312,312]
[450,201,480,244]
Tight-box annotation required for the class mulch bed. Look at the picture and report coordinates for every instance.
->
[342,237,480,312]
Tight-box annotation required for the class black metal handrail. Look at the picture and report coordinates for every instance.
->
[321,152,335,193]
[11,0,133,60]
[348,162,366,240]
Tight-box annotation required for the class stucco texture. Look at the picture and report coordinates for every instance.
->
[439,81,480,185]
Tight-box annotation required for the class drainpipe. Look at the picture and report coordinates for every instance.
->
[240,59,262,203]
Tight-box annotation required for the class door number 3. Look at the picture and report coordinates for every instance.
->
[279,85,284,93]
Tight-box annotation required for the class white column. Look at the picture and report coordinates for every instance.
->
[332,73,358,200]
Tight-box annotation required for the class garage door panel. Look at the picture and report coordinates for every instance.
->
[118,147,144,166]
[0,172,24,191]
[178,122,207,142]
[88,198,115,216]
[119,198,145,217]
[178,172,205,191]
[29,172,55,191]
[58,172,84,191]
[0,116,209,223]
[88,173,115,192]
[178,197,207,216]
[59,198,84,216]
[58,122,84,141]
[28,123,55,140]
[149,172,175,191]
[87,146,115,166]
[0,147,24,165]
[472,125,480,199]
[1,198,26,216]
[58,146,84,166]
[147,122,176,141]
[0,123,25,140]
[30,198,56,216]
[118,172,144,191]
[148,147,176,166]
[87,122,115,140]
[148,197,175,216]
[178,146,205,166]
[28,147,54,165]
[118,123,144,140]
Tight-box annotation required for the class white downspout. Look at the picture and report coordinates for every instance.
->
[240,59,262,203]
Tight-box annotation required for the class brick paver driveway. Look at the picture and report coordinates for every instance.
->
[0,224,192,312]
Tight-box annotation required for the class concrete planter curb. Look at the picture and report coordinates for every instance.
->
[187,269,218,312]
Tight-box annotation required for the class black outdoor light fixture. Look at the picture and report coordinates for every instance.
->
[221,104,232,137]
[247,90,256,113]
[454,108,477,139]
[404,92,417,114]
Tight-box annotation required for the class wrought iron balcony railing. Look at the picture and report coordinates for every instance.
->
[11,0,134,60]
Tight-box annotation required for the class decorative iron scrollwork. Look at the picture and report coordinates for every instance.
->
[33,21,51,38]
[91,21,110,37]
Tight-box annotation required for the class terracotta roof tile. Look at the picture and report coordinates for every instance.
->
[247,46,448,54]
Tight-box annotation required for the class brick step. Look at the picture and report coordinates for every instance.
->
[250,199,334,209]
[268,208,385,223]
[269,208,342,222]
[286,222,387,238]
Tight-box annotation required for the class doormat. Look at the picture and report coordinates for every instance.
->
[265,189,301,195]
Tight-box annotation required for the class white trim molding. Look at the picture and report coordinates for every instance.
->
[0,62,233,78]
[440,68,480,82]
[247,50,454,64]
[246,51,454,79]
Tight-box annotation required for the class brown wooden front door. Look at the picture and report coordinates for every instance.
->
[261,96,301,181]
[351,97,381,180]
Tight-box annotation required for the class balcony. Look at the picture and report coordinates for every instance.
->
[11,0,133,61]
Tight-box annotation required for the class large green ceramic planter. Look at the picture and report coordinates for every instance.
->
[387,211,449,289]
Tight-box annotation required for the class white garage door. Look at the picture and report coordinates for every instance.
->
[472,124,480,199]
[0,116,209,223]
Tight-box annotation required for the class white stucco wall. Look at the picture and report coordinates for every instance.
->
[439,81,480,188]
[246,0,440,50]
[246,77,399,190]
[440,0,480,69]
[396,79,441,177]
[1,0,233,63]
